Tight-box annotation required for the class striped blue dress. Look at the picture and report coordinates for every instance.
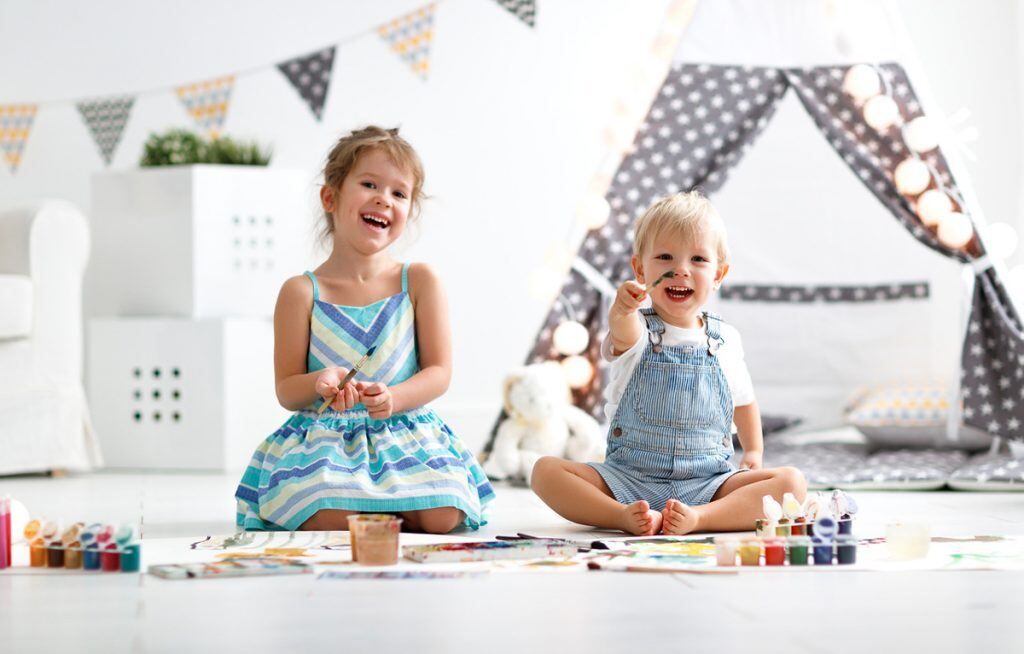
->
[235,265,495,531]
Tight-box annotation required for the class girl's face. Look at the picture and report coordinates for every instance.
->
[632,229,729,328]
[321,148,414,255]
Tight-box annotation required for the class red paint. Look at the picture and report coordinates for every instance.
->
[763,538,786,566]
[792,517,806,536]
[101,543,121,572]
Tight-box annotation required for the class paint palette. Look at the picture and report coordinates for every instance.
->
[402,538,579,563]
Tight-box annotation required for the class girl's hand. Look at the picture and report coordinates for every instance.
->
[740,450,763,471]
[611,280,647,319]
[315,368,360,411]
[358,382,394,420]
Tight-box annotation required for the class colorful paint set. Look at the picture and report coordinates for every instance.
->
[19,517,141,573]
[716,517,858,567]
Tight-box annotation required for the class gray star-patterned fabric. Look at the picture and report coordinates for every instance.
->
[76,96,134,165]
[486,62,1024,454]
[720,282,929,304]
[494,0,536,27]
[277,46,336,121]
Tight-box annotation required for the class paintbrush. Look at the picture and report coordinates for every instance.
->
[646,270,676,290]
[317,345,377,414]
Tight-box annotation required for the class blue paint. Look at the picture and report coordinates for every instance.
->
[811,536,834,565]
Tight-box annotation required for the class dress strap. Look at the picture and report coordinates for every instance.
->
[304,271,320,301]
[703,311,725,356]
[401,263,410,293]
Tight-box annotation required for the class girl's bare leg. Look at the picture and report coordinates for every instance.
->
[401,507,465,534]
[299,509,359,530]
[531,456,663,535]
[662,466,807,535]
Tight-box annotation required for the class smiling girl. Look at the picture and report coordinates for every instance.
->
[531,192,806,535]
[234,126,494,533]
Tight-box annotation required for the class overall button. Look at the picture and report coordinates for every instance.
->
[612,427,623,437]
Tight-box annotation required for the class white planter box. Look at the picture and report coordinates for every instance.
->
[87,317,290,470]
[88,166,314,319]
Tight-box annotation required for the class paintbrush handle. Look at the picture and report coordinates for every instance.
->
[317,354,370,414]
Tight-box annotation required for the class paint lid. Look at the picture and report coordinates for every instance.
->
[80,523,102,545]
[95,524,114,544]
[40,521,59,539]
[61,523,84,546]
[811,536,830,546]
[787,535,811,546]
[814,515,837,541]
[114,524,136,545]
[23,518,41,540]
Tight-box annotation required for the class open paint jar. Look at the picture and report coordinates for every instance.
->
[713,536,739,566]
[347,514,402,566]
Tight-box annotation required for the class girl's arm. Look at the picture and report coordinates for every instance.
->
[386,263,452,412]
[734,401,764,470]
[272,275,351,411]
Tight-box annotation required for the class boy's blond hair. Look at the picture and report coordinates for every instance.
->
[632,191,729,266]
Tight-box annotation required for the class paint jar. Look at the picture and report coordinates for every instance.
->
[811,536,834,565]
[814,515,837,541]
[754,518,772,538]
[838,517,854,536]
[80,524,101,571]
[120,544,141,573]
[806,521,815,537]
[836,534,857,565]
[101,543,121,572]
[39,521,59,567]
[763,537,786,566]
[738,538,762,566]
[774,518,792,537]
[714,536,738,566]
[46,541,65,568]
[885,522,930,561]
[787,535,810,565]
[791,517,806,536]
[62,523,84,569]
[347,514,402,566]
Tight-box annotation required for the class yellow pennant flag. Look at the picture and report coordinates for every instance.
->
[0,104,38,173]
[378,3,437,80]
[176,76,235,139]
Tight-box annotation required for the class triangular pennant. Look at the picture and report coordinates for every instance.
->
[0,104,37,174]
[176,76,234,139]
[377,3,437,80]
[76,96,135,165]
[494,0,536,27]
[277,46,336,121]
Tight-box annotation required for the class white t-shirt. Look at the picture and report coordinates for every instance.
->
[601,317,756,423]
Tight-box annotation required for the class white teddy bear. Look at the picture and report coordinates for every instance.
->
[484,361,606,484]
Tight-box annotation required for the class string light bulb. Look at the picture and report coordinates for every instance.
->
[578,195,611,230]
[982,222,1019,260]
[894,157,931,196]
[863,95,900,131]
[903,116,939,153]
[936,212,973,249]
[915,189,953,227]
[552,321,590,356]
[561,355,595,389]
[843,64,882,102]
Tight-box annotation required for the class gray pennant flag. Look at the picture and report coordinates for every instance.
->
[277,46,336,121]
[77,96,134,165]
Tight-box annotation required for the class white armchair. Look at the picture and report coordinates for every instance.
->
[0,200,101,474]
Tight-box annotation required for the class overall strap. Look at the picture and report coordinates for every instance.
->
[401,263,410,293]
[703,311,725,356]
[304,271,321,301]
[640,307,665,349]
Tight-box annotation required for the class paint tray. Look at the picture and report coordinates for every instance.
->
[402,538,579,563]
[148,556,313,580]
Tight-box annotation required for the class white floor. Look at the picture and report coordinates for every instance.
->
[2,471,1024,653]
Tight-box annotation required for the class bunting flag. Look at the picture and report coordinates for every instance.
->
[0,104,38,174]
[378,3,437,80]
[176,76,235,139]
[76,96,135,165]
[277,46,336,121]
[494,0,536,27]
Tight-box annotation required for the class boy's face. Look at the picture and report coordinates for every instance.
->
[632,229,729,328]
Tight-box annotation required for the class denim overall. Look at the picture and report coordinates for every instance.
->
[589,309,741,509]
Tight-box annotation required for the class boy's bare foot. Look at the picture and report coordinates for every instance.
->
[622,500,663,535]
[661,499,701,535]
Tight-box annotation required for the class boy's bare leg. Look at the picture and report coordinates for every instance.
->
[531,456,663,535]
[661,466,807,535]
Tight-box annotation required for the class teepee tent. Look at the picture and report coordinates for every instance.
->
[488,0,1024,482]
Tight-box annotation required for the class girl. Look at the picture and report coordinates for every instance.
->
[235,126,494,534]
[531,192,806,536]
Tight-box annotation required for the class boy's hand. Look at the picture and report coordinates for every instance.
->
[315,368,360,411]
[740,450,763,471]
[358,382,394,420]
[611,280,647,319]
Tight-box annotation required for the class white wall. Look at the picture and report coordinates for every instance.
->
[1,0,1020,450]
